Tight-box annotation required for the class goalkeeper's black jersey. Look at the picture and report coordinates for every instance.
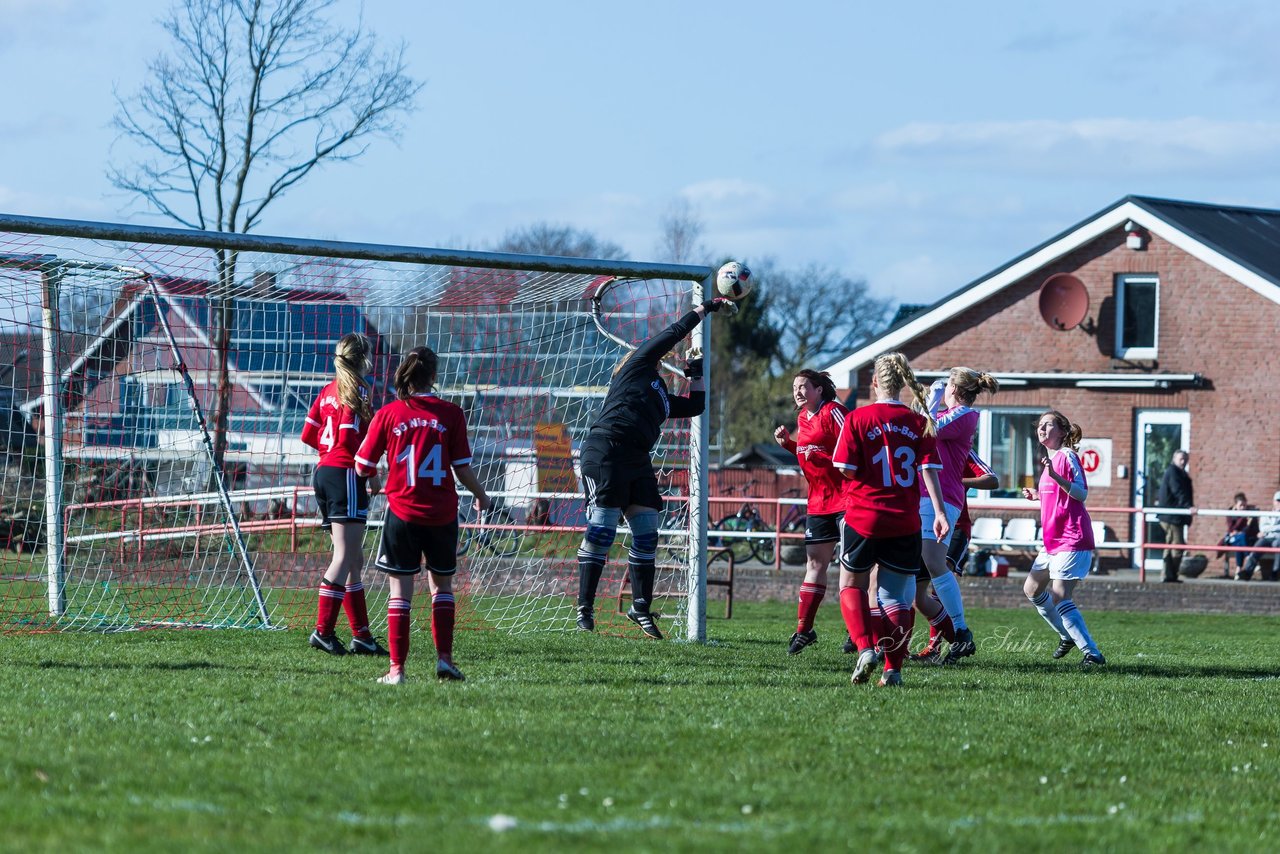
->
[588,309,706,453]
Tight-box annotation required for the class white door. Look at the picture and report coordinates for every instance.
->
[1134,410,1191,570]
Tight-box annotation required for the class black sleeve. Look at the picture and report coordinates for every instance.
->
[666,390,706,420]
[629,310,703,370]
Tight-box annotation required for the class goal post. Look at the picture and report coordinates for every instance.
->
[0,213,716,640]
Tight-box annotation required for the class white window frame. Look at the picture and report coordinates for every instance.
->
[1115,273,1159,360]
[975,408,1043,509]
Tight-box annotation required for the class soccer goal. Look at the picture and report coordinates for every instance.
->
[0,214,717,640]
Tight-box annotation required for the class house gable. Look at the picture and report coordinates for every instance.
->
[825,196,1280,386]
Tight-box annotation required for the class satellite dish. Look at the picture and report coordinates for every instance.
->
[1038,273,1089,331]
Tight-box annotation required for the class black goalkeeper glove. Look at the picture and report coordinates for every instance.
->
[683,356,704,381]
[701,297,737,314]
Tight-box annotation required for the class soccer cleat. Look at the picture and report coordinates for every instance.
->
[376,669,405,685]
[348,635,388,656]
[942,627,976,665]
[626,607,664,640]
[909,639,944,665]
[1052,638,1077,660]
[1081,651,1107,668]
[309,630,347,656]
[877,669,903,688]
[788,629,818,655]
[436,658,466,681]
[575,606,595,632]
[850,648,878,684]
[842,635,857,655]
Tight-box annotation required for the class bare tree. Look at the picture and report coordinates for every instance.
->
[110,0,421,480]
[764,263,893,375]
[656,198,707,265]
[493,224,627,260]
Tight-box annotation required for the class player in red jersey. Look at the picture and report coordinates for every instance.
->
[773,368,849,655]
[910,449,998,664]
[832,352,948,687]
[300,332,387,657]
[354,346,490,684]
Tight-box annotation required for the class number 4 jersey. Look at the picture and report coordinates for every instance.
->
[355,393,473,526]
[832,400,940,538]
[300,381,369,467]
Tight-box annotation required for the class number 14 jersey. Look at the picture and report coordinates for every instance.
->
[832,400,940,538]
[355,393,473,526]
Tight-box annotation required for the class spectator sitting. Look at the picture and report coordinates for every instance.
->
[1220,492,1259,579]
[1240,490,1280,582]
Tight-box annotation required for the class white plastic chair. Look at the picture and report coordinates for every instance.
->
[969,517,1004,544]
[1001,517,1039,550]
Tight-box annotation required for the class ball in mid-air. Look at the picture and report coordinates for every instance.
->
[715,261,753,300]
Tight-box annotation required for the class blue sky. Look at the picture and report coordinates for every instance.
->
[3,0,1280,304]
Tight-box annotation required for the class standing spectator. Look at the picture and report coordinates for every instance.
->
[1240,491,1280,581]
[1157,450,1195,583]
[1221,493,1260,579]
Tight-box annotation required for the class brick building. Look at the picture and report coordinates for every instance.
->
[824,196,1280,569]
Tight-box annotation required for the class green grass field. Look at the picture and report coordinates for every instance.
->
[3,603,1278,852]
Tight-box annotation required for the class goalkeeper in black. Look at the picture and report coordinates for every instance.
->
[575,296,736,638]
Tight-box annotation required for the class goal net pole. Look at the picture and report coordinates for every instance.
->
[41,266,67,616]
[142,273,273,628]
[687,275,711,643]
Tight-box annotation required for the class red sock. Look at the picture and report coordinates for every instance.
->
[387,597,411,669]
[315,579,345,634]
[930,609,957,643]
[876,608,893,648]
[839,586,873,652]
[343,582,372,639]
[797,582,826,633]
[431,592,456,663]
[883,604,915,671]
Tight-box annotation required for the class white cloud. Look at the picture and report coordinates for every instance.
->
[871,118,1280,176]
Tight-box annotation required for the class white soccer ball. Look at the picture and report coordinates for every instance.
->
[716,261,753,301]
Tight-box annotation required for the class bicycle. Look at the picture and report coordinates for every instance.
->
[710,481,775,564]
[775,488,808,566]
[457,503,522,558]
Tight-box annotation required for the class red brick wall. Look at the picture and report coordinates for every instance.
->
[853,225,1280,548]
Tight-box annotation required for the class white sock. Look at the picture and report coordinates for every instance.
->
[1028,590,1069,640]
[930,571,967,630]
[1055,599,1099,656]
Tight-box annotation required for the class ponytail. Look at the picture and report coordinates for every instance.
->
[394,346,439,400]
[949,367,1000,405]
[334,333,373,421]
[874,352,936,436]
[1044,410,1082,451]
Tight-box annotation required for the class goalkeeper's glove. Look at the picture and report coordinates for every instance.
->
[701,297,737,314]
[682,347,704,380]
[927,378,947,413]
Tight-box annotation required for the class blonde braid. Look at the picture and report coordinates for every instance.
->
[334,333,373,421]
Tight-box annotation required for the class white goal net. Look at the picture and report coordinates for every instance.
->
[0,215,712,639]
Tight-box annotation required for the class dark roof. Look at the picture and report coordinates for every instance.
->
[721,442,798,469]
[860,195,1280,349]
[1128,195,1280,289]
[889,303,929,327]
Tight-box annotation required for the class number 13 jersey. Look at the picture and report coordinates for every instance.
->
[832,400,940,538]
[355,393,473,525]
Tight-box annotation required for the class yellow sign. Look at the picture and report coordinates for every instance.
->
[533,422,576,494]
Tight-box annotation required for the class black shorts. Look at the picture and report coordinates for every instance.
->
[313,465,369,528]
[840,527,922,574]
[579,436,661,512]
[946,528,971,573]
[804,512,841,546]
[374,511,459,576]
